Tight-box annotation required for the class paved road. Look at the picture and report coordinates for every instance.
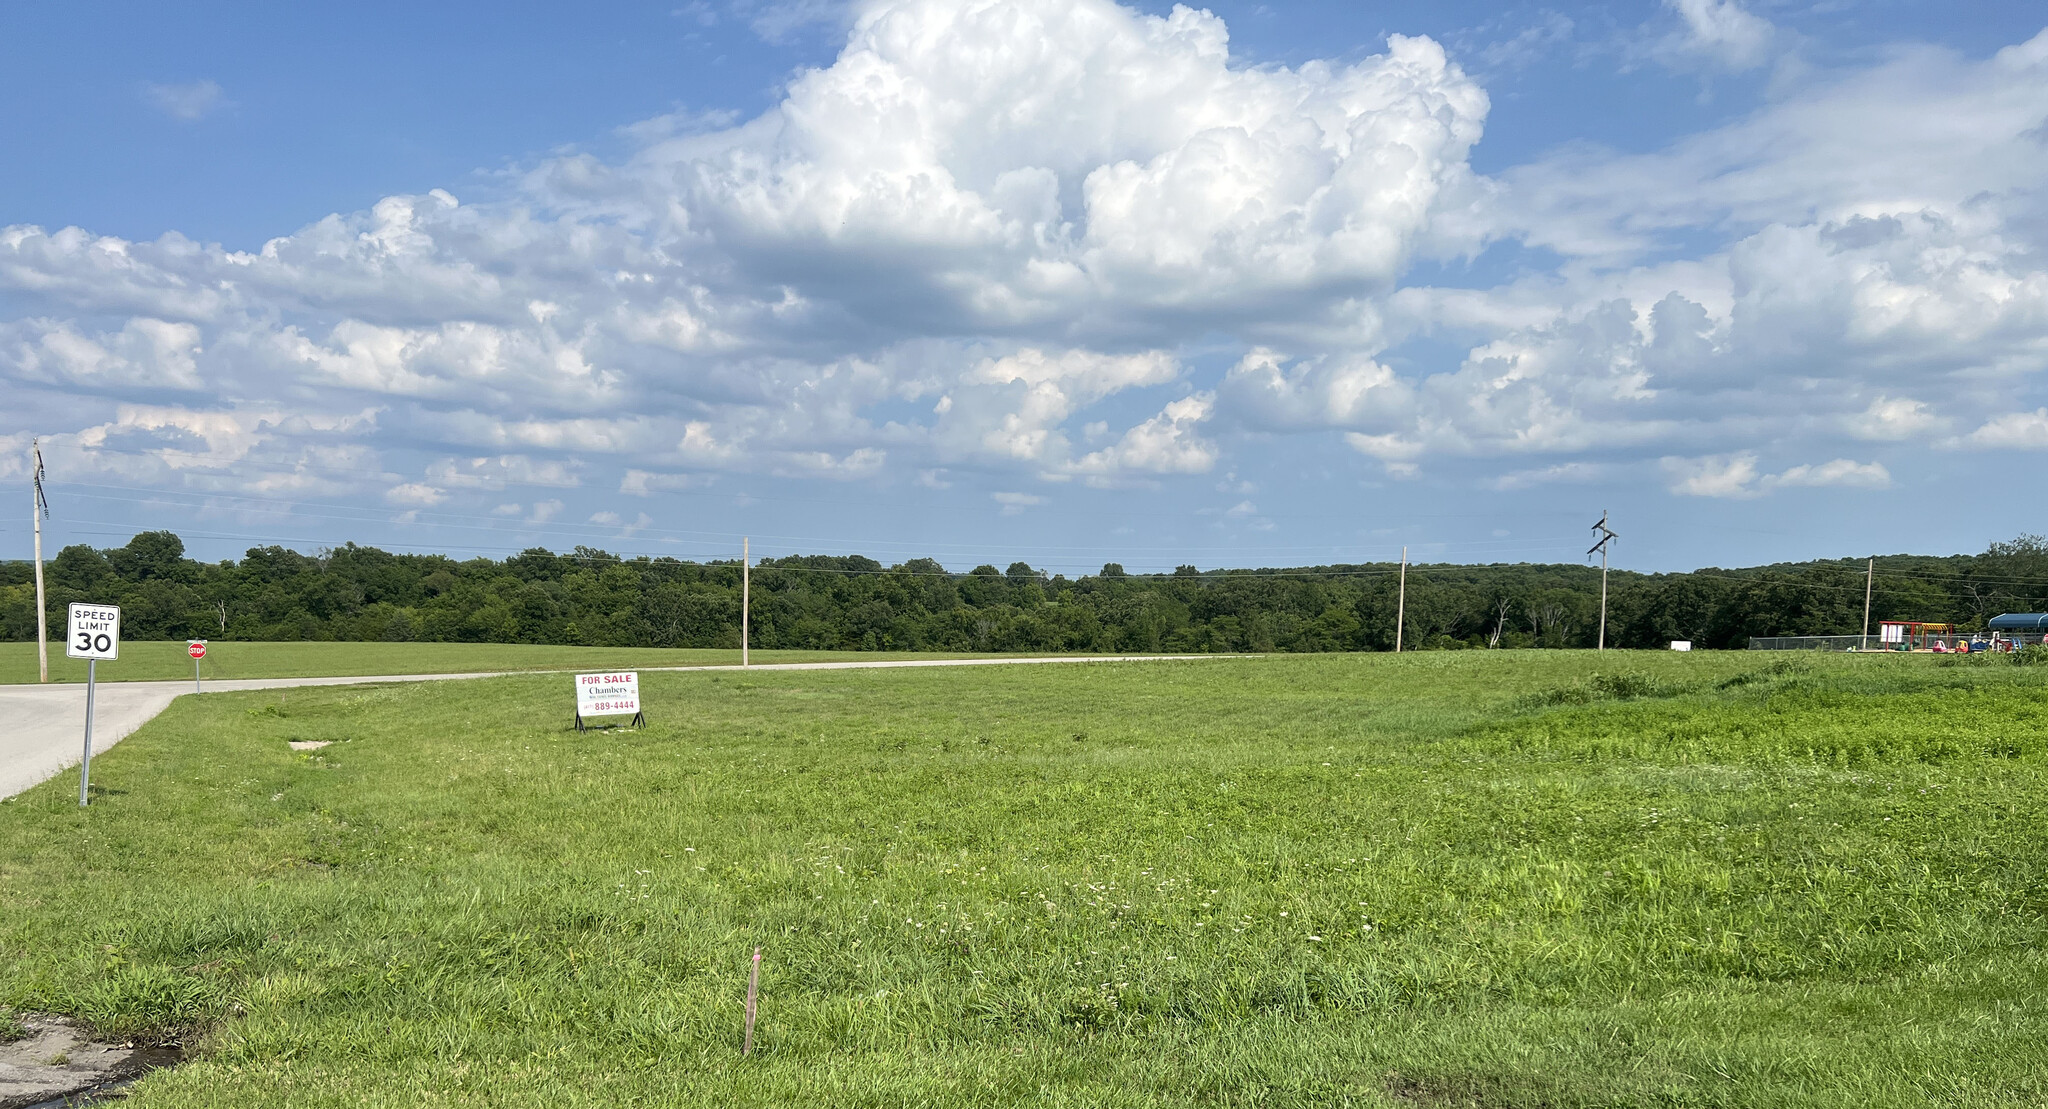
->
[0,655,1222,800]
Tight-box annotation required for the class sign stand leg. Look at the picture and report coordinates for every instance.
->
[80,657,96,807]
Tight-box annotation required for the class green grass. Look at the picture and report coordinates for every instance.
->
[1,651,2044,1106]
[0,641,995,685]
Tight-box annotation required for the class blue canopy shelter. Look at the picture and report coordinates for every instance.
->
[1988,614,2048,632]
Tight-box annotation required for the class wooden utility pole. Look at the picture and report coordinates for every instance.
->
[741,536,750,668]
[31,439,49,683]
[1861,557,1874,651]
[1588,511,1618,651]
[1395,546,1407,653]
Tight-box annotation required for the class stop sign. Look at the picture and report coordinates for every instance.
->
[188,641,207,659]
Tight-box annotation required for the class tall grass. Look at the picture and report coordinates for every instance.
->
[1,651,2043,1106]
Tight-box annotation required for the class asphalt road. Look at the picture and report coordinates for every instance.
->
[0,655,1221,800]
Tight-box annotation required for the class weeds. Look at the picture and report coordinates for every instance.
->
[1520,669,1676,707]
[1938,643,2048,668]
[1718,656,1809,687]
[2,651,2044,1106]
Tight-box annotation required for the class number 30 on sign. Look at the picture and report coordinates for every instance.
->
[66,603,121,660]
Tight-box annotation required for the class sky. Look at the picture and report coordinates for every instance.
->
[4,0,2046,576]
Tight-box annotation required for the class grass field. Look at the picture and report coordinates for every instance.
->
[0,641,984,685]
[2,650,2044,1106]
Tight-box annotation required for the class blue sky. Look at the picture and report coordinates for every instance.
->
[4,0,2045,574]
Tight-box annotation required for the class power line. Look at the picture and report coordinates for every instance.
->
[35,480,1599,562]
[23,510,2048,595]
[37,450,1588,525]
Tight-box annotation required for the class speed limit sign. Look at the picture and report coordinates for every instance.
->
[66,603,121,660]
[64,603,121,808]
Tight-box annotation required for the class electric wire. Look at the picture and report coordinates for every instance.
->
[19,476,2048,592]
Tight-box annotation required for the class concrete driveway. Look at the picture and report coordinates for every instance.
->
[0,655,1223,800]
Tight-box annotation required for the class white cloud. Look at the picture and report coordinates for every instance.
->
[1496,33,2048,261]
[53,404,381,496]
[386,482,446,507]
[1658,0,1775,71]
[144,79,227,121]
[1487,461,1610,491]
[1959,408,2048,449]
[423,455,581,491]
[1663,453,1890,497]
[528,499,565,523]
[1075,393,1218,477]
[1767,459,1890,490]
[1,317,204,389]
[1465,11,1576,74]
[611,0,1487,327]
[1372,32,2048,488]
[1663,452,1762,498]
[588,509,656,534]
[992,491,1044,516]
[929,346,1180,468]
[1848,397,1947,441]
[1218,347,1413,433]
[620,469,714,495]
[742,0,851,42]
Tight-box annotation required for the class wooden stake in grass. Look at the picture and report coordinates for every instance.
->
[743,946,761,1056]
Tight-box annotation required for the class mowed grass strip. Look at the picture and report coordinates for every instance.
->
[1,652,2044,1107]
[0,640,997,685]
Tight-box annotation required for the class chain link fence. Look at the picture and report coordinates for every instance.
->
[1747,635,1875,651]
[1749,632,2046,651]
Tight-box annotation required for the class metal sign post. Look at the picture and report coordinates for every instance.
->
[65,603,121,807]
[81,659,97,806]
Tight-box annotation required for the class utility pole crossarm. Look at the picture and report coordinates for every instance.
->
[1586,511,1619,557]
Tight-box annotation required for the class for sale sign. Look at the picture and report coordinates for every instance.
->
[66,603,121,660]
[575,672,640,717]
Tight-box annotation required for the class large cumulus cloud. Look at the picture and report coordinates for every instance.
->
[3,0,1491,512]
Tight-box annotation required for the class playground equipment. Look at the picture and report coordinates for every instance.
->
[1878,621,1957,651]
[1987,613,2048,650]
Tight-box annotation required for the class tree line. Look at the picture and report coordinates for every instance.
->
[3,531,2045,653]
